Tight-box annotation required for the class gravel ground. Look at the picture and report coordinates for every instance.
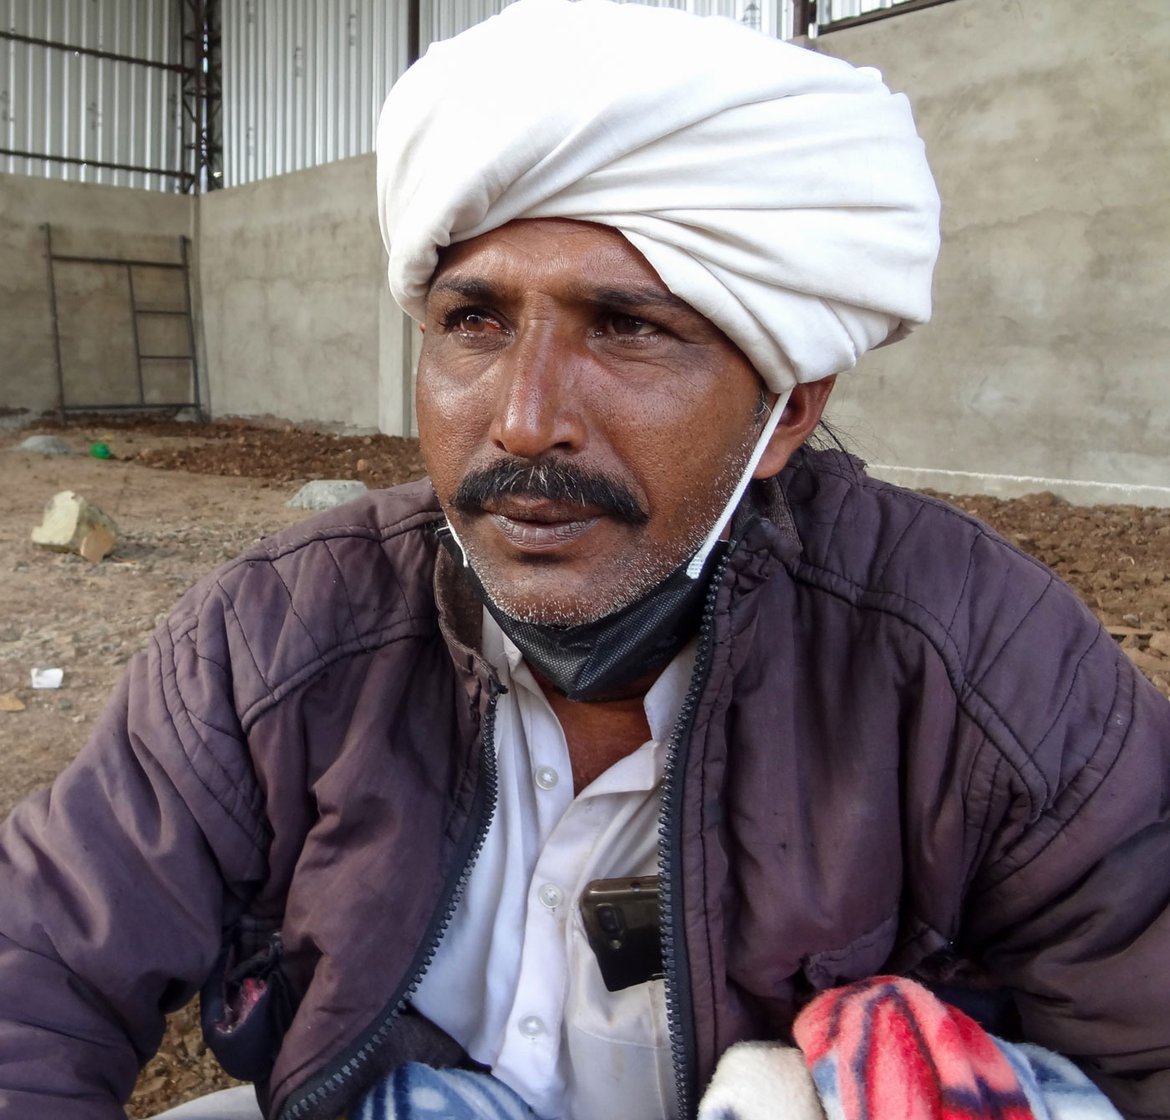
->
[0,414,1167,1115]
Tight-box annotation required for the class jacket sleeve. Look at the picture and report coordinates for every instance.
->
[957,570,1170,1120]
[0,598,269,1117]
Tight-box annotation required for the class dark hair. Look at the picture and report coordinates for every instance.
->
[808,417,849,453]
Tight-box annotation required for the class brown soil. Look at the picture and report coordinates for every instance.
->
[1,415,1168,1116]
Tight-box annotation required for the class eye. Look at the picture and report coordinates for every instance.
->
[442,307,504,334]
[604,314,658,338]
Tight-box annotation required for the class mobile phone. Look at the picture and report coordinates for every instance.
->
[579,876,664,993]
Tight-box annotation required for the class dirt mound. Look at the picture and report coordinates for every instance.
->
[37,412,428,490]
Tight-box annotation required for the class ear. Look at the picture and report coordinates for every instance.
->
[753,376,837,480]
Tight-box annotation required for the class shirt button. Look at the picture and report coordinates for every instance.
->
[534,766,559,791]
[518,1015,545,1038]
[538,883,563,910]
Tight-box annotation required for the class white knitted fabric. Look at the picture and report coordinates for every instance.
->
[376,0,940,391]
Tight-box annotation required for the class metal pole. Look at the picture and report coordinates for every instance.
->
[791,0,815,38]
[3,148,190,187]
[180,0,224,192]
[408,0,421,68]
[126,265,148,407]
[180,236,205,418]
[814,0,960,35]
[42,224,66,418]
[0,31,186,74]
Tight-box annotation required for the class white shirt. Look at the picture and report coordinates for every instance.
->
[411,612,695,1119]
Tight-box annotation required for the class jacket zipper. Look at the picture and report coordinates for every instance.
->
[280,539,730,1120]
[659,549,731,1120]
[278,683,501,1120]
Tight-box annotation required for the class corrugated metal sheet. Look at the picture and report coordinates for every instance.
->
[815,0,903,25]
[421,0,505,44]
[421,0,793,47]
[222,0,410,187]
[4,0,809,193]
[0,0,185,190]
[223,0,794,187]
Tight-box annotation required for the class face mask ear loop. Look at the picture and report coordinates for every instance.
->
[442,520,471,567]
[685,387,794,580]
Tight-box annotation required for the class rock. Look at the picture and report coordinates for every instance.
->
[30,491,119,562]
[286,479,368,511]
[0,411,35,431]
[174,407,202,423]
[17,435,71,456]
[79,524,116,563]
[1126,648,1167,676]
[0,693,25,712]
[1149,631,1170,658]
[30,667,63,689]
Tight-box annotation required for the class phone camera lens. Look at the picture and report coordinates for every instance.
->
[597,904,624,938]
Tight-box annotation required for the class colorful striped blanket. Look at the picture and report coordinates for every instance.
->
[702,976,1120,1120]
[347,977,1120,1120]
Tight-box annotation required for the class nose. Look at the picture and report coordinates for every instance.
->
[488,322,585,459]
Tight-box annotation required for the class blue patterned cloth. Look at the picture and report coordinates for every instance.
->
[347,1064,539,1120]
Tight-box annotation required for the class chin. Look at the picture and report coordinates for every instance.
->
[477,567,646,627]
[469,545,695,627]
[487,587,620,628]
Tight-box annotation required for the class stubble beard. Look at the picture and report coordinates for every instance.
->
[456,428,760,628]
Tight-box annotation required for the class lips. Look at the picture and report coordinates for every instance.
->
[479,497,603,552]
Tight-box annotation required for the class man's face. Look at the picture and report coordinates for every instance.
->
[416,218,769,627]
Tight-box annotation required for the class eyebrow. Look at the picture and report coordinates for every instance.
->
[583,285,695,315]
[428,277,500,302]
[428,275,696,317]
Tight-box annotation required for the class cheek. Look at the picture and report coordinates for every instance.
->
[626,385,753,476]
[631,396,759,532]
[415,360,484,494]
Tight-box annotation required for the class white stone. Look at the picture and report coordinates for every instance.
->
[17,435,72,456]
[0,411,35,432]
[31,667,64,689]
[30,491,120,562]
[286,479,368,511]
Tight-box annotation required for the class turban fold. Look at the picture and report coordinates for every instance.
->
[376,0,940,392]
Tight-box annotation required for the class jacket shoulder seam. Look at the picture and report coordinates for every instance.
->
[237,621,440,731]
[155,630,270,851]
[784,547,1052,793]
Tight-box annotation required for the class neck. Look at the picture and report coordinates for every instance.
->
[530,664,657,793]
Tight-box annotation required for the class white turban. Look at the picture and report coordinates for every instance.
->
[376,0,940,392]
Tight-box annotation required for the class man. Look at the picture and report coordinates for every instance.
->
[1,2,1168,1120]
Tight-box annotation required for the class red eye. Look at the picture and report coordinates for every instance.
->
[440,306,504,335]
[458,311,501,333]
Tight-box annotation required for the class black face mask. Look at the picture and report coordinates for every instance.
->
[439,528,725,702]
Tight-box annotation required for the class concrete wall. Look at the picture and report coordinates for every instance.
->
[816,0,1170,505]
[0,173,195,413]
[197,154,410,434]
[4,0,1167,484]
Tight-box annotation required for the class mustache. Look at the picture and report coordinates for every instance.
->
[452,458,648,525]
